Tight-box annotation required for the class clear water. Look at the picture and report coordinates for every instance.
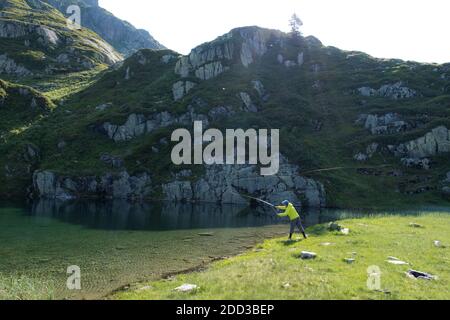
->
[0,199,448,299]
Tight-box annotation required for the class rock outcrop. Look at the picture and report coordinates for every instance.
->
[0,54,32,77]
[162,157,326,208]
[354,143,379,162]
[239,92,258,112]
[172,81,196,101]
[358,82,417,99]
[394,126,450,159]
[174,36,234,78]
[99,108,209,142]
[174,27,284,80]
[356,113,410,135]
[33,170,152,200]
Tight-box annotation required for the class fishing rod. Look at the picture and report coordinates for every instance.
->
[232,191,278,214]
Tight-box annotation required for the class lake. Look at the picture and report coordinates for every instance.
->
[0,200,447,299]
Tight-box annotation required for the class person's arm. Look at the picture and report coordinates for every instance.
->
[276,206,288,217]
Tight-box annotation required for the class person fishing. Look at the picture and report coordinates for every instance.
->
[276,200,308,240]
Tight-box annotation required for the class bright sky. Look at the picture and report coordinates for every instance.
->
[100,0,450,64]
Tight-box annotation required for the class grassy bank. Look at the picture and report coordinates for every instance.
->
[114,214,450,300]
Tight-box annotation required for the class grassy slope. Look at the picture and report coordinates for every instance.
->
[0,0,121,88]
[115,214,450,300]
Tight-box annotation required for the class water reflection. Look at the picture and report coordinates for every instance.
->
[28,199,283,231]
[25,199,449,232]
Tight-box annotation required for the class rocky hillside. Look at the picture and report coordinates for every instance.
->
[0,79,55,196]
[42,0,165,56]
[0,0,122,78]
[0,26,449,208]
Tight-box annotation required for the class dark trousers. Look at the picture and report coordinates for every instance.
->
[289,218,306,239]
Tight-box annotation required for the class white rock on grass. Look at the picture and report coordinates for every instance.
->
[341,228,350,235]
[174,284,198,293]
[409,223,424,228]
[300,251,317,260]
[387,257,409,265]
[434,240,442,247]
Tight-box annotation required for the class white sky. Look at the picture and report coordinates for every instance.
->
[99,0,450,64]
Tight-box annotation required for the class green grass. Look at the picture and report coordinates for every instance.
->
[0,274,55,300]
[114,214,450,300]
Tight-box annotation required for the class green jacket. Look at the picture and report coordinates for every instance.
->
[276,203,300,221]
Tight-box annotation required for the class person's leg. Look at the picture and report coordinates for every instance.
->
[289,220,295,240]
[297,219,308,239]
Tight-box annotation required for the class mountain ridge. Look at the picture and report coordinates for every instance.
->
[0,25,449,208]
[42,0,165,56]
[0,0,122,78]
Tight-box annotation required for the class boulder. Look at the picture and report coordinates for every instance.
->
[358,82,417,100]
[239,92,258,113]
[387,257,409,265]
[0,54,32,77]
[252,80,266,99]
[395,126,450,159]
[328,222,342,231]
[409,223,424,228]
[300,251,317,260]
[401,158,431,170]
[100,154,124,168]
[344,258,356,264]
[406,270,436,280]
[208,106,235,121]
[174,284,198,293]
[358,113,410,135]
[354,153,368,162]
[36,26,59,46]
[444,172,450,183]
